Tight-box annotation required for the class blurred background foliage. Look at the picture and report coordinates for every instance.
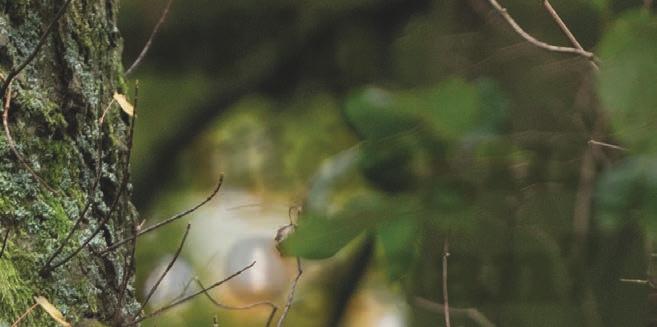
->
[119,0,657,326]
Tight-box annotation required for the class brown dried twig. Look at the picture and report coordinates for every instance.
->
[542,0,599,71]
[484,0,596,62]
[194,277,279,327]
[10,302,39,327]
[2,0,73,194]
[128,261,257,326]
[98,174,224,255]
[124,0,174,76]
[276,206,303,327]
[134,223,192,319]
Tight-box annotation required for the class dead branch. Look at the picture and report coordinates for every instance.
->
[195,277,279,327]
[588,139,627,152]
[128,261,257,325]
[484,0,596,61]
[124,0,174,76]
[10,302,38,327]
[135,223,192,319]
[98,174,224,255]
[542,0,599,70]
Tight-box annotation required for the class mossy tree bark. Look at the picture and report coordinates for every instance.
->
[0,1,138,325]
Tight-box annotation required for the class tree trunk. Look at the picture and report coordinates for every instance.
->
[0,1,138,325]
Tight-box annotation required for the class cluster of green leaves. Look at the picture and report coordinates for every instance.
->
[281,77,514,281]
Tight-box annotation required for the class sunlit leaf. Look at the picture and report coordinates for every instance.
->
[34,296,72,327]
[113,92,134,116]
[598,10,657,153]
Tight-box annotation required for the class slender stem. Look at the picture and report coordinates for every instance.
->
[10,302,39,327]
[442,238,451,327]
[276,257,302,327]
[124,0,174,76]
[128,261,256,325]
[484,0,596,60]
[542,0,599,70]
[134,223,191,319]
[98,174,224,255]
[0,227,10,259]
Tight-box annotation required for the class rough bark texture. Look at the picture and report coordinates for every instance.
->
[0,1,138,325]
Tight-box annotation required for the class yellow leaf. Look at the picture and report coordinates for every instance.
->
[34,296,72,327]
[113,92,134,116]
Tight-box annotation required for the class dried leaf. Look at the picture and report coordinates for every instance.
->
[34,296,72,327]
[113,92,134,116]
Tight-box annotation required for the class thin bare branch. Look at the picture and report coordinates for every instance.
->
[276,256,302,327]
[442,238,451,327]
[135,223,191,319]
[542,0,599,70]
[0,226,10,259]
[588,139,627,152]
[195,277,279,327]
[415,297,496,327]
[128,261,257,326]
[98,174,224,255]
[2,0,73,194]
[10,302,39,327]
[484,0,596,61]
[124,0,174,76]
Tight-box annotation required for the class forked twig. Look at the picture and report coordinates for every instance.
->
[484,0,596,61]
[134,223,191,319]
[542,0,599,70]
[124,0,174,76]
[2,0,73,194]
[442,238,451,327]
[128,261,257,326]
[98,174,224,255]
[195,277,279,327]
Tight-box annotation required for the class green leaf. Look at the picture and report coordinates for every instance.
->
[377,217,418,281]
[280,194,422,259]
[598,11,657,153]
[343,87,419,140]
[398,78,479,140]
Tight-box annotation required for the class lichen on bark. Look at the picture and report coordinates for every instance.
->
[0,1,138,325]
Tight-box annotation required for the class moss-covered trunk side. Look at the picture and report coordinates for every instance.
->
[0,1,138,325]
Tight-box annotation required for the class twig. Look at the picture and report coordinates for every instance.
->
[124,0,174,76]
[128,261,257,325]
[484,0,596,61]
[98,174,224,255]
[542,0,599,71]
[588,139,627,152]
[442,238,451,327]
[195,277,279,327]
[10,302,39,327]
[1,0,73,194]
[415,297,496,327]
[0,226,10,259]
[276,257,302,327]
[135,223,191,319]
[620,278,653,287]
